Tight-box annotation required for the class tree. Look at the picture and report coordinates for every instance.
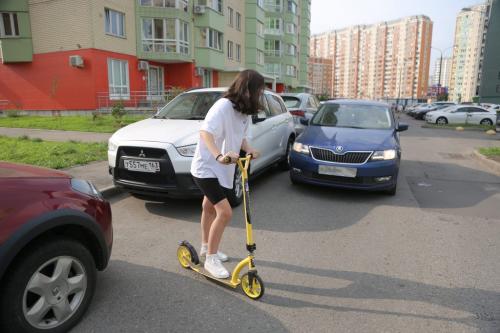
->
[437,93,449,101]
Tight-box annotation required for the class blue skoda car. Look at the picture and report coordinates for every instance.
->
[289,100,408,195]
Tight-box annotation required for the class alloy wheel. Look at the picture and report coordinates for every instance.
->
[23,256,87,330]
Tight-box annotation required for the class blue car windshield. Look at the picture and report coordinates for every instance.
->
[311,103,393,129]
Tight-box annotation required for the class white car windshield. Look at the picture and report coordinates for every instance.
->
[311,103,393,129]
[155,92,222,120]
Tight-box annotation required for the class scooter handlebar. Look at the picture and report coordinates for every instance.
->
[237,155,252,172]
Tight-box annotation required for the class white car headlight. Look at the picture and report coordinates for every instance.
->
[292,142,310,155]
[371,149,397,161]
[108,139,118,152]
[176,144,197,157]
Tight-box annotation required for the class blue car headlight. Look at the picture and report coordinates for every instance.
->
[371,149,397,161]
[293,142,310,155]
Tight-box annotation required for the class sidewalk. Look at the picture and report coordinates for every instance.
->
[0,127,111,142]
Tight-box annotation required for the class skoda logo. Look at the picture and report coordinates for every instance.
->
[335,146,344,153]
[139,150,146,158]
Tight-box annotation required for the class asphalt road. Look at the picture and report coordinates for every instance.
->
[74,115,500,333]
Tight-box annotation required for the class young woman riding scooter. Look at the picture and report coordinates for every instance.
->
[190,70,263,278]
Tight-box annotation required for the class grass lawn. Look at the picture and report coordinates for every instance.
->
[0,115,147,133]
[479,147,500,162]
[0,135,107,169]
[422,123,495,131]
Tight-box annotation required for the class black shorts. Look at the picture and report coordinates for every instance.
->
[193,177,230,205]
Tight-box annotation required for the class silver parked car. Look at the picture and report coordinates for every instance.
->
[108,88,296,206]
[281,93,321,134]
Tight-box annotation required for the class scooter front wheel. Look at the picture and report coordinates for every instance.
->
[177,241,199,268]
[241,272,265,300]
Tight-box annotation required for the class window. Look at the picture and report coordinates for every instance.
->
[236,12,241,31]
[286,65,296,77]
[287,0,297,14]
[0,12,19,37]
[265,40,281,56]
[142,18,189,55]
[285,23,296,34]
[266,95,285,116]
[265,0,282,12]
[227,40,233,59]
[105,8,125,37]
[265,17,282,35]
[139,0,187,8]
[286,44,296,56]
[107,59,130,99]
[265,63,281,76]
[257,50,264,65]
[207,0,223,13]
[227,7,233,26]
[203,28,223,51]
[257,21,264,37]
[236,43,241,62]
[202,69,213,87]
[257,0,264,8]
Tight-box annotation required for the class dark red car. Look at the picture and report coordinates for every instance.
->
[0,162,113,333]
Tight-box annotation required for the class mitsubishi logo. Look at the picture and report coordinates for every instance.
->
[139,150,146,158]
[335,146,344,153]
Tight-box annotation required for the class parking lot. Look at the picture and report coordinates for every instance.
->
[75,115,500,333]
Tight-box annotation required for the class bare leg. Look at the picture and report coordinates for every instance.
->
[207,199,232,255]
[201,196,216,244]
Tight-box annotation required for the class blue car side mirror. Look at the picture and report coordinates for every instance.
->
[397,123,409,132]
[300,118,309,126]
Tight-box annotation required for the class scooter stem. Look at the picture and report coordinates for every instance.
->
[237,156,255,251]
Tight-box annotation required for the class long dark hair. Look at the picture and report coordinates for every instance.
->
[224,70,265,115]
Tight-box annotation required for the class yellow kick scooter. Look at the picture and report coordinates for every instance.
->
[177,155,265,300]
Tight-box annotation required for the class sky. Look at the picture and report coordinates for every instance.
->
[310,0,485,71]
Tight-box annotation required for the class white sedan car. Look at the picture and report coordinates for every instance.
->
[425,105,496,126]
[108,88,295,206]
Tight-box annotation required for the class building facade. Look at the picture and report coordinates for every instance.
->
[431,56,452,88]
[308,57,332,96]
[449,2,490,103]
[479,0,500,104]
[0,0,310,111]
[310,15,433,100]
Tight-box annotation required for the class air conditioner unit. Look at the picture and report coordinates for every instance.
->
[138,60,149,71]
[69,55,84,68]
[195,67,204,76]
[194,5,206,14]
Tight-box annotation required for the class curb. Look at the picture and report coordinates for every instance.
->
[472,150,500,176]
[421,125,495,132]
[100,185,123,199]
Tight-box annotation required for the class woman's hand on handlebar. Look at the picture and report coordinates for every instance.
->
[217,151,240,164]
[245,149,260,159]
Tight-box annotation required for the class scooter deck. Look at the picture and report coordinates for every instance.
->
[188,259,240,288]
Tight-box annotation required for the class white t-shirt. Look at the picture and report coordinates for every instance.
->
[190,98,250,189]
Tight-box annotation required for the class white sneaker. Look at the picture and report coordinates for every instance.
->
[200,245,229,262]
[204,255,230,279]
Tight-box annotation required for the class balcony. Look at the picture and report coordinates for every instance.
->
[0,38,33,63]
[264,28,283,36]
[264,49,283,57]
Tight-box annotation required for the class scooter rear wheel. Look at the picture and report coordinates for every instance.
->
[177,242,199,268]
[241,273,265,300]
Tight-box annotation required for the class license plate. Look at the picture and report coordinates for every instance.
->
[318,165,357,178]
[123,159,160,173]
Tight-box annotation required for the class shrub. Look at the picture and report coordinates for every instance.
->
[111,101,126,125]
[92,111,103,121]
[5,110,21,118]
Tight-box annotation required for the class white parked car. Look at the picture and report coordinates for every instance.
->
[425,105,496,125]
[108,88,296,206]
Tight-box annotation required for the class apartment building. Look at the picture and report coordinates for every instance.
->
[308,57,332,96]
[479,0,500,104]
[431,57,452,88]
[263,0,310,92]
[310,15,433,100]
[449,3,490,103]
[0,0,310,111]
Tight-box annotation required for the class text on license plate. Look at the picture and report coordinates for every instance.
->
[318,165,357,178]
[123,159,160,173]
